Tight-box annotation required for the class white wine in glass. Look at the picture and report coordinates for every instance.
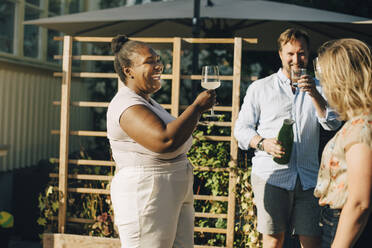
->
[201,65,221,117]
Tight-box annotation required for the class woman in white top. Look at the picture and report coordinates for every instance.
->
[107,35,216,248]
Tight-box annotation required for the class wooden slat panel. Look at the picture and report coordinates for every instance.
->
[243,38,259,44]
[158,74,172,80]
[181,75,233,81]
[53,100,231,113]
[50,216,95,224]
[67,217,94,224]
[171,37,181,117]
[192,166,230,172]
[226,37,242,248]
[53,72,173,79]
[195,212,227,219]
[52,102,230,112]
[204,136,231,142]
[202,106,232,112]
[49,173,113,181]
[53,101,109,107]
[50,158,115,166]
[68,187,110,195]
[183,38,258,44]
[54,36,175,43]
[61,72,118,78]
[129,37,175,43]
[69,101,109,107]
[53,36,257,45]
[183,38,235,44]
[198,121,231,127]
[194,227,227,234]
[58,35,73,234]
[54,55,114,61]
[160,104,172,109]
[53,72,117,78]
[51,130,107,137]
[52,101,172,110]
[173,105,232,112]
[194,195,228,202]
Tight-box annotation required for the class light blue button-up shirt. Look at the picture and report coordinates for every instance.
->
[234,69,341,190]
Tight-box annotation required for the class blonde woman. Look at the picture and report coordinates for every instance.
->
[314,39,372,248]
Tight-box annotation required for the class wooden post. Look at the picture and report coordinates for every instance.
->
[171,37,181,117]
[58,35,73,233]
[226,37,242,248]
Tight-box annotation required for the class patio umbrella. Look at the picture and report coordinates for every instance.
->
[25,0,372,52]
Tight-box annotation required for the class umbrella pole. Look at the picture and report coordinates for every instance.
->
[192,0,201,98]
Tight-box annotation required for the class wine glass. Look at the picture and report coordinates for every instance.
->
[201,65,221,117]
[313,57,321,80]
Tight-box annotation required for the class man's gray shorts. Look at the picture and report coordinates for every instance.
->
[251,174,321,236]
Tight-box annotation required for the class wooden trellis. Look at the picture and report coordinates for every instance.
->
[48,36,258,248]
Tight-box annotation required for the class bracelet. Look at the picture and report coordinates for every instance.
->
[256,138,265,151]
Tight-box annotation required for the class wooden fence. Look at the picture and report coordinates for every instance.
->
[48,36,258,248]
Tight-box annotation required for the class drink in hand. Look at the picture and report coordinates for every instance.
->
[291,68,307,87]
[201,65,221,117]
[201,81,221,90]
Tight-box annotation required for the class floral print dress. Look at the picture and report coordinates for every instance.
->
[314,113,372,209]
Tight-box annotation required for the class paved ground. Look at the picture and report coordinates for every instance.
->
[8,240,42,248]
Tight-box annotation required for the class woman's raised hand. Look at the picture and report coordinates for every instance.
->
[193,90,217,113]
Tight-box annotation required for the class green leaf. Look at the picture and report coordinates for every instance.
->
[52,201,59,212]
[46,186,53,196]
[37,217,47,226]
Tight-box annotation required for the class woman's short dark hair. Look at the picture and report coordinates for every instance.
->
[111,35,146,83]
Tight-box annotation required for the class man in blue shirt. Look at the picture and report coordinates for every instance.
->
[234,28,341,248]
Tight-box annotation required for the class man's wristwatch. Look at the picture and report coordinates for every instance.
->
[256,138,265,151]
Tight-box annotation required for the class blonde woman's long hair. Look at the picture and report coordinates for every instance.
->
[318,38,372,120]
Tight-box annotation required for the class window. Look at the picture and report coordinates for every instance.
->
[26,0,40,5]
[0,1,15,53]
[46,0,83,62]
[24,5,42,58]
[49,0,62,16]
[68,0,82,14]
[0,0,162,64]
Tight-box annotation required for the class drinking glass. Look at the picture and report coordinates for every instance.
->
[313,57,321,80]
[291,68,307,87]
[201,65,221,117]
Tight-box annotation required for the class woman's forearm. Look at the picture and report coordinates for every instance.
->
[331,201,370,248]
[162,103,202,152]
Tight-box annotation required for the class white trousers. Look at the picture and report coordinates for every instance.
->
[110,159,194,248]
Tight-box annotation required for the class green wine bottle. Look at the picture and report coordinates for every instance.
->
[273,119,295,165]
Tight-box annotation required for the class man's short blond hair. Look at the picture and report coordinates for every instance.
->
[318,38,372,120]
[277,28,310,52]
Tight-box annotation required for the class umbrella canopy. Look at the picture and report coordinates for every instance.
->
[25,0,372,52]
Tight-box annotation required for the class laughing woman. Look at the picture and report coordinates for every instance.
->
[314,39,372,248]
[107,35,216,248]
